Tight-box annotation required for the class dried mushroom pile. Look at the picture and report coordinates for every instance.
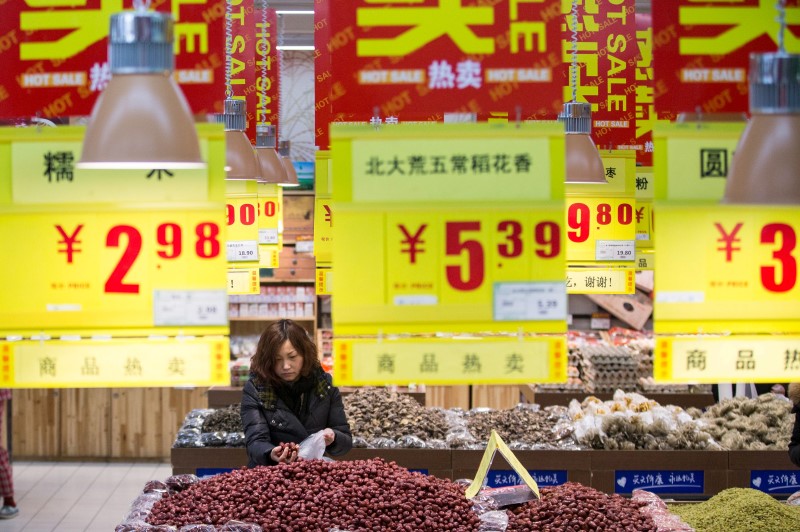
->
[344,388,449,444]
[201,404,244,434]
[569,390,720,450]
[465,405,579,449]
[687,394,793,450]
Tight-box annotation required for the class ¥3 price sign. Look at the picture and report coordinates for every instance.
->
[333,205,566,334]
[0,208,228,336]
[565,198,636,264]
[655,205,800,334]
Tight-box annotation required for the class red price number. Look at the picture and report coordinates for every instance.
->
[226,203,257,226]
[105,222,221,294]
[445,219,561,291]
[567,202,633,243]
[262,200,277,218]
[761,223,797,293]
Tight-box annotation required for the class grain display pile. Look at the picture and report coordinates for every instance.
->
[147,458,480,531]
[465,404,579,449]
[669,488,800,531]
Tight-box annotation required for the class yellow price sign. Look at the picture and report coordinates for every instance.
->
[225,196,260,262]
[567,268,635,294]
[635,202,654,248]
[333,336,566,386]
[316,268,332,295]
[565,197,637,264]
[653,122,745,201]
[228,268,260,295]
[635,248,654,271]
[333,204,566,334]
[0,337,229,388]
[257,183,282,247]
[655,335,800,384]
[0,208,227,336]
[258,245,280,268]
[314,197,334,267]
[655,205,800,334]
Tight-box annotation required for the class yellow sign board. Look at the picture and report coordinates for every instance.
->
[466,430,540,500]
[655,205,800,334]
[0,208,228,336]
[653,122,745,201]
[655,335,800,383]
[257,183,283,249]
[314,197,334,267]
[0,337,229,388]
[228,268,260,295]
[567,268,635,294]
[316,268,332,295]
[635,248,654,271]
[565,197,637,264]
[333,336,566,385]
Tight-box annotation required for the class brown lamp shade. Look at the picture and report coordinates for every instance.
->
[255,124,289,184]
[277,140,300,187]
[565,133,606,184]
[225,129,260,180]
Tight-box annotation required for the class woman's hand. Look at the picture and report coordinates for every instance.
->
[322,428,335,445]
[270,443,299,464]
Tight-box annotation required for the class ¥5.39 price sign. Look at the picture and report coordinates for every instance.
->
[655,206,800,334]
[333,205,566,334]
[565,198,636,264]
[0,208,228,336]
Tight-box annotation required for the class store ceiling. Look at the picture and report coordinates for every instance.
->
[277,1,651,48]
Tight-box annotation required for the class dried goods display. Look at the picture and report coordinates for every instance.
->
[145,458,481,530]
[669,488,800,531]
[580,343,641,394]
[687,394,793,450]
[343,388,449,444]
[569,391,720,450]
[174,409,246,448]
[506,482,657,531]
[463,404,582,449]
[201,404,244,434]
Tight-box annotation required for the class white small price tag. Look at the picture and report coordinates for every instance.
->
[295,240,314,253]
[226,240,259,262]
[258,228,279,245]
[596,240,636,261]
[493,282,566,321]
[153,290,228,326]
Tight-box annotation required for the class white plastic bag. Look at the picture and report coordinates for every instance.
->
[298,430,328,460]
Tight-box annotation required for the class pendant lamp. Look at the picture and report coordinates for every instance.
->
[222,98,262,181]
[256,125,289,184]
[277,140,300,187]
[78,4,204,170]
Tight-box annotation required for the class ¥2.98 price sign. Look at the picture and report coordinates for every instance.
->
[565,198,636,264]
[333,205,566,334]
[655,206,800,334]
[0,208,228,335]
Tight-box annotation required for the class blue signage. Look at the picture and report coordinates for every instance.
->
[751,470,800,495]
[486,469,568,488]
[195,467,236,479]
[409,469,429,475]
[614,470,704,494]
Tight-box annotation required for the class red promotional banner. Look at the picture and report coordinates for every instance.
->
[230,1,256,141]
[324,0,566,130]
[653,0,800,116]
[561,0,636,155]
[254,8,280,142]
[633,13,655,166]
[0,1,225,120]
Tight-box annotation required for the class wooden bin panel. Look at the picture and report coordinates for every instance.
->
[161,387,209,456]
[207,386,245,409]
[471,385,521,409]
[11,389,60,458]
[426,386,469,409]
[111,388,164,458]
[60,388,111,458]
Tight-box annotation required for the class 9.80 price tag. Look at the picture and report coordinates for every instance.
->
[566,198,636,263]
[0,209,227,335]
[333,205,566,334]
[655,205,800,334]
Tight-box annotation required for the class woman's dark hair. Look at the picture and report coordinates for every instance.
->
[251,319,320,385]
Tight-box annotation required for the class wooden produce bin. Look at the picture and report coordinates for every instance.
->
[171,447,248,476]
[727,450,799,494]
[336,448,452,480]
[590,450,728,499]
[426,386,470,409]
[471,385,521,410]
[452,450,591,487]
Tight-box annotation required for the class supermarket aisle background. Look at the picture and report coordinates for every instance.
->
[2,461,171,531]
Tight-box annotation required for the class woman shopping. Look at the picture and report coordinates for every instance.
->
[241,319,352,467]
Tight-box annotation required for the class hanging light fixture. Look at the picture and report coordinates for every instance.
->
[221,0,260,181]
[559,0,605,184]
[724,1,800,204]
[78,0,204,170]
[254,0,289,185]
[277,140,300,187]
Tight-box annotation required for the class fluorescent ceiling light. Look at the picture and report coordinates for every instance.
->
[276,10,314,14]
[277,45,315,51]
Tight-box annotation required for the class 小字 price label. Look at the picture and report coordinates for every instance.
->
[257,183,282,246]
[655,205,800,334]
[227,268,259,295]
[565,198,636,264]
[567,268,635,295]
[314,197,334,267]
[0,337,229,388]
[333,204,566,334]
[333,336,566,386]
[655,335,800,383]
[0,208,227,336]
